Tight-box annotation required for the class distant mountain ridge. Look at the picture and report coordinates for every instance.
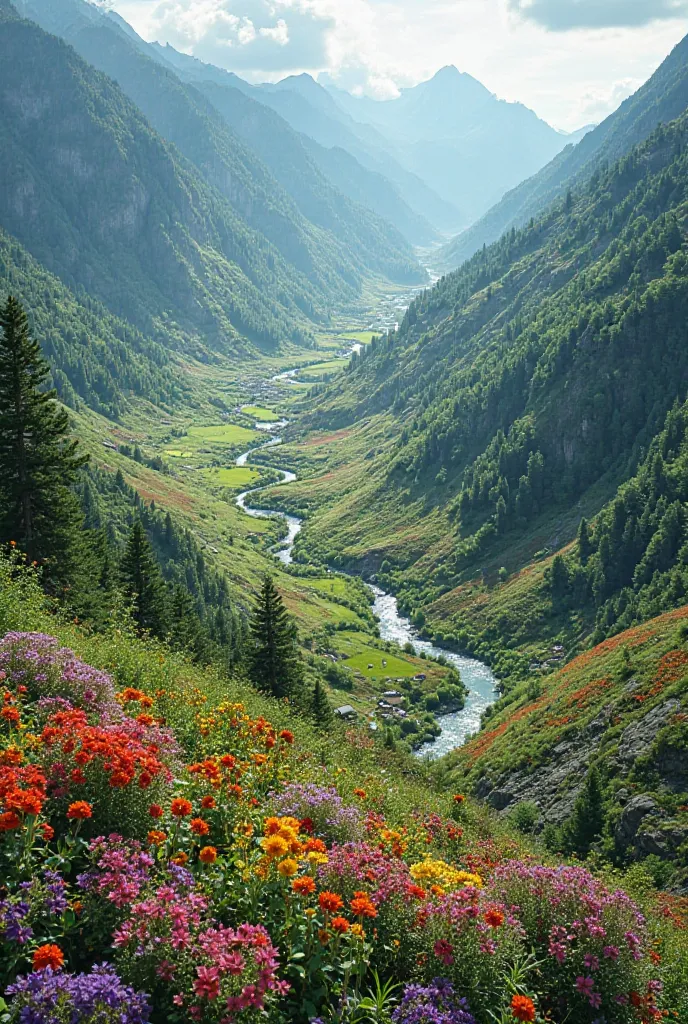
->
[439,32,688,269]
[323,66,574,223]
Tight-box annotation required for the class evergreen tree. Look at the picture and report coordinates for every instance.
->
[550,554,570,609]
[247,576,303,699]
[120,519,168,637]
[311,679,333,727]
[0,296,88,589]
[561,765,605,857]
[577,517,592,566]
[168,583,210,662]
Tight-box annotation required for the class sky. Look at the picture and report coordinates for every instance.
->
[108,0,688,130]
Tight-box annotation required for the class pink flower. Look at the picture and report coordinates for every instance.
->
[603,945,620,960]
[575,976,594,998]
[193,966,220,1001]
[583,953,599,971]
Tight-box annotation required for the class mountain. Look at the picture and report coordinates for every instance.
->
[285,109,688,685]
[324,67,573,223]
[0,2,344,353]
[443,602,688,877]
[0,225,183,418]
[15,0,423,291]
[440,33,688,269]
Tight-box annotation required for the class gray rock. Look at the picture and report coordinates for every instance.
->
[615,794,661,847]
[636,824,688,860]
[620,701,680,764]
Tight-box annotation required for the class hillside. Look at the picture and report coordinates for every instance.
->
[17,0,423,287]
[440,31,688,269]
[0,226,183,418]
[441,605,688,884]
[0,552,687,1021]
[266,111,688,676]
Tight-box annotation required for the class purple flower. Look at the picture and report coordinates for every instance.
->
[270,782,362,844]
[392,980,476,1024]
[6,963,150,1023]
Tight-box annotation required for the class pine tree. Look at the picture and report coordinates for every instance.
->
[311,679,333,727]
[120,519,168,637]
[562,765,605,857]
[247,576,303,699]
[0,296,88,589]
[577,517,592,566]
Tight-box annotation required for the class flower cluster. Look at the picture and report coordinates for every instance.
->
[392,979,477,1024]
[6,963,150,1024]
[270,782,363,844]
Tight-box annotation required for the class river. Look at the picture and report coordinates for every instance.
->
[234,258,497,758]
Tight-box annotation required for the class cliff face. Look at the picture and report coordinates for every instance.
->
[445,608,688,878]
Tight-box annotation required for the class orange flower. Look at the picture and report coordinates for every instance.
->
[353,788,367,799]
[33,944,64,972]
[330,916,350,934]
[305,838,327,853]
[66,801,92,820]
[484,908,505,928]
[292,877,316,896]
[350,894,377,919]
[147,830,167,846]
[201,795,216,810]
[171,851,188,866]
[279,730,294,744]
[318,928,330,945]
[319,891,344,914]
[171,798,193,818]
[1,706,20,724]
[264,817,281,836]
[149,804,164,819]
[199,846,218,864]
[0,810,21,831]
[511,995,536,1023]
[191,817,210,836]
[136,714,155,726]
[453,794,465,804]
[41,823,55,841]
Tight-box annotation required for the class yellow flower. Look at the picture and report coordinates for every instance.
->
[261,835,289,859]
[306,851,329,867]
[409,859,482,890]
[351,924,366,939]
[278,858,298,878]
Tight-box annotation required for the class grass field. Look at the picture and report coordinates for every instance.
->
[165,450,194,458]
[340,331,376,344]
[242,406,278,422]
[296,359,349,381]
[188,424,261,446]
[204,466,261,488]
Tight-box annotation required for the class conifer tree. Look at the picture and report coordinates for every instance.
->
[311,678,333,727]
[120,519,168,637]
[577,517,592,566]
[562,765,605,857]
[248,576,303,698]
[0,296,88,589]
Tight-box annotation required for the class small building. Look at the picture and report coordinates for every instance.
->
[334,705,357,720]
[383,690,402,698]
[385,696,404,708]
[413,674,426,682]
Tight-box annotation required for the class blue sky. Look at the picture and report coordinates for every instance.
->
[110,0,688,130]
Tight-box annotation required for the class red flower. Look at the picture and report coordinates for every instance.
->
[191,817,210,836]
[279,730,294,744]
[148,803,164,819]
[433,939,454,965]
[511,995,536,1022]
[66,801,92,820]
[484,908,505,928]
[331,916,350,934]
[293,877,316,895]
[0,810,21,831]
[453,794,465,804]
[33,944,65,972]
[41,823,55,841]
[1,706,20,724]
[300,817,314,834]
[171,798,193,818]
[201,795,216,810]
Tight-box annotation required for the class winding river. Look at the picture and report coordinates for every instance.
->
[234,269,497,759]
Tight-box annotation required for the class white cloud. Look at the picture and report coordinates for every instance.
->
[111,0,688,128]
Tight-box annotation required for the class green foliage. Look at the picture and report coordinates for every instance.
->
[119,519,169,638]
[509,801,540,835]
[248,576,304,699]
[560,766,605,858]
[0,296,88,591]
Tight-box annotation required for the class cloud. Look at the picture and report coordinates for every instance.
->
[133,0,335,72]
[507,0,688,31]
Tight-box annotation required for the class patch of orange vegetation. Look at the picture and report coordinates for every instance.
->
[633,649,688,704]
[464,696,548,764]
[565,677,611,710]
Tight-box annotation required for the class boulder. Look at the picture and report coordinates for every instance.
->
[619,701,680,765]
[615,794,662,847]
